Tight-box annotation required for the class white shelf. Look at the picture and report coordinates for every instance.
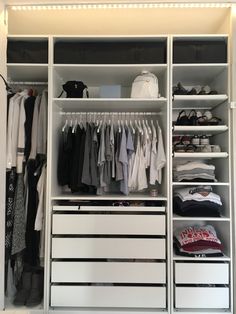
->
[173,182,229,186]
[7,63,48,82]
[172,94,228,109]
[173,214,230,221]
[53,64,167,85]
[173,152,228,158]
[51,194,167,201]
[173,125,228,135]
[53,98,167,112]
[172,64,228,87]
[173,253,230,262]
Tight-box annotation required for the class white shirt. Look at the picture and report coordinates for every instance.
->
[6,94,20,169]
[149,122,166,185]
[37,90,48,155]
[29,95,41,160]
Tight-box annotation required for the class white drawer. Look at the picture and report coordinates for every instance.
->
[51,261,166,283]
[175,262,229,284]
[51,238,166,259]
[52,214,165,235]
[51,286,166,308]
[175,287,229,309]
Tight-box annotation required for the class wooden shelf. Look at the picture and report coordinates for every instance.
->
[172,94,228,109]
[173,253,230,262]
[173,125,228,135]
[172,214,230,221]
[53,98,167,112]
[173,152,228,159]
[51,193,167,201]
[172,182,229,186]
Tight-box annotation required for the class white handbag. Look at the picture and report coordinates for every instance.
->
[131,71,159,98]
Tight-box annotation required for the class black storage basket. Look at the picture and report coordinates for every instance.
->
[7,40,48,63]
[173,40,227,63]
[54,40,167,64]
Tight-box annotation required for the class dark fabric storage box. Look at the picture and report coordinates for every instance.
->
[54,41,167,64]
[173,40,227,63]
[7,40,48,63]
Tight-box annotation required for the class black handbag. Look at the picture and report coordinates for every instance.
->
[58,81,89,98]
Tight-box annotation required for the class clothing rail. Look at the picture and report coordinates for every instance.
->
[59,111,160,116]
[9,81,48,85]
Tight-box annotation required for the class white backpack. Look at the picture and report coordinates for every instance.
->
[131,71,159,98]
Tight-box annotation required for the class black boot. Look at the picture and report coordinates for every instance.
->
[13,271,32,305]
[26,270,44,307]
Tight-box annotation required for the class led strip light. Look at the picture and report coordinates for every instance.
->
[9,2,232,10]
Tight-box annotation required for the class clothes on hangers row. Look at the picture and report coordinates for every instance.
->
[57,115,166,195]
[5,89,48,297]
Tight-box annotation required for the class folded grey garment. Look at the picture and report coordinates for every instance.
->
[175,161,215,172]
[174,168,215,176]
[178,247,222,255]
[174,174,216,182]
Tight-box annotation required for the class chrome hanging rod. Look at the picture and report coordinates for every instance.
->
[9,81,48,85]
[59,111,160,116]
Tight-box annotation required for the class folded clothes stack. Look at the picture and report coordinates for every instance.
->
[173,161,217,182]
[174,224,224,257]
[173,186,222,217]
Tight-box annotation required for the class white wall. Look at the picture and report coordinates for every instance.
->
[7,7,230,35]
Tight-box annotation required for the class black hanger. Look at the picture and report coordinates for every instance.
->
[0,73,13,93]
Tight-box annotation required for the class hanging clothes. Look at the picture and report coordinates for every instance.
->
[57,114,166,195]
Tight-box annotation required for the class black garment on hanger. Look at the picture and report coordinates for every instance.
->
[5,168,17,291]
[24,96,36,161]
[24,159,40,266]
[57,127,73,186]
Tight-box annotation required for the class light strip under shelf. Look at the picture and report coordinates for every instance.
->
[9,2,232,11]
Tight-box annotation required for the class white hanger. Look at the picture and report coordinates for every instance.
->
[62,113,68,133]
[72,112,77,133]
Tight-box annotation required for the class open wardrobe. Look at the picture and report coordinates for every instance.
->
[0,1,236,313]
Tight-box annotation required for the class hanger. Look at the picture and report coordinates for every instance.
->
[72,112,78,133]
[130,112,135,134]
[62,113,68,132]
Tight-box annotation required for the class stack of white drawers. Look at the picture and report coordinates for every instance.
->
[50,205,167,309]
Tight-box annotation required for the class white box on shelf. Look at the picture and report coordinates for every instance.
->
[99,85,121,98]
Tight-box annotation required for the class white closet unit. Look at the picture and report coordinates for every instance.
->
[170,35,233,313]
[47,35,170,314]
[1,33,234,314]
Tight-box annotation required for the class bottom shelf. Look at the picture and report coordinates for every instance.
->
[4,296,43,312]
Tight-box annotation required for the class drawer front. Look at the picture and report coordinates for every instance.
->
[51,286,166,308]
[51,261,166,283]
[175,287,229,309]
[51,238,166,259]
[52,214,165,235]
[175,263,229,284]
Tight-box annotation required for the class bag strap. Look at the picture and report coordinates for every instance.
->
[177,110,187,120]
[58,90,64,98]
[188,109,197,118]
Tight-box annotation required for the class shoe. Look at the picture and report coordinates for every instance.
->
[26,270,44,307]
[13,271,32,306]
[173,82,188,95]
[200,135,210,145]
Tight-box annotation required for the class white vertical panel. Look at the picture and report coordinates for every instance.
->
[230,6,236,312]
[0,2,7,311]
